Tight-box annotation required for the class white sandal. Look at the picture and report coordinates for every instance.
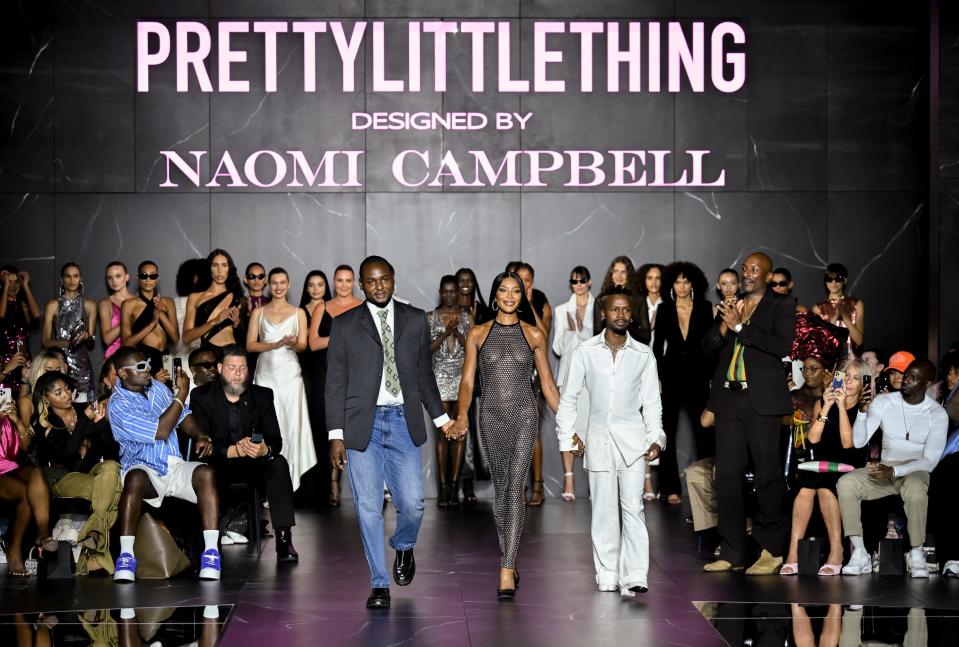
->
[561,472,576,501]
[643,473,658,501]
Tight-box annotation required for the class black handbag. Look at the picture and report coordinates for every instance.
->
[797,538,822,575]
[878,538,904,576]
[39,541,76,579]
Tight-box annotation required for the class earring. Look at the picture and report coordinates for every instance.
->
[58,283,65,298]
[79,279,85,295]
[691,288,695,301]
[492,301,499,312]
[670,288,675,301]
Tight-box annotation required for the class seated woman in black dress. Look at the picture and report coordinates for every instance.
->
[182,249,247,356]
[780,359,868,576]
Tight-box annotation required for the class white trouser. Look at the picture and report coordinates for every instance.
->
[587,441,649,590]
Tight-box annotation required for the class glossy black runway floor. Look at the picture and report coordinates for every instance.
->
[3,499,959,645]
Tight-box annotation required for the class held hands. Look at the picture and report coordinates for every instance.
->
[236,437,268,458]
[330,439,347,469]
[444,418,467,440]
[570,433,585,457]
[645,442,662,462]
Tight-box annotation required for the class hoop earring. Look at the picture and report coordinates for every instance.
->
[492,301,499,312]
[691,288,695,301]
[670,288,675,301]
[79,280,85,295]
[58,283,65,298]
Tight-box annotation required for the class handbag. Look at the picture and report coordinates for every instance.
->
[39,540,76,579]
[797,538,822,575]
[134,513,191,579]
[878,538,904,576]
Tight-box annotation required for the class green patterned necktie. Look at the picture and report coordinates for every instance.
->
[378,309,401,396]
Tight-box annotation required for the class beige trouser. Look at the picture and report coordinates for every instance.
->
[836,467,930,548]
[52,460,121,574]
[684,457,718,532]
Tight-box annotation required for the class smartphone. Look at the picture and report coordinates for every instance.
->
[162,353,173,377]
[862,374,872,391]
[875,372,890,393]
[782,361,793,377]
[251,431,263,444]
[172,357,182,382]
[0,387,11,409]
[831,370,846,391]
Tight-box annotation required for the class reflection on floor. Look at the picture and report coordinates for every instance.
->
[2,501,958,645]
[0,605,232,646]
[697,602,959,646]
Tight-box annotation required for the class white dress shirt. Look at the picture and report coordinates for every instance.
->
[555,332,665,471]
[327,299,449,442]
[852,392,949,477]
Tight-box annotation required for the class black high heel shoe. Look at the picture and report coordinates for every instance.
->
[497,586,515,601]
[514,569,520,589]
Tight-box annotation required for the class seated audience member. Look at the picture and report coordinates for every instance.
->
[685,409,719,555]
[0,398,57,576]
[17,350,67,430]
[930,368,959,576]
[880,350,915,394]
[928,350,959,404]
[837,360,948,578]
[781,360,869,576]
[30,371,120,574]
[188,345,298,563]
[107,346,221,582]
[791,357,828,422]
[859,347,886,378]
[187,347,220,402]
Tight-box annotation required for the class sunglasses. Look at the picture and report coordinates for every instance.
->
[120,358,152,373]
[247,273,266,280]
[769,280,790,288]
[190,361,217,370]
[825,274,846,283]
[569,278,589,285]
[138,273,159,280]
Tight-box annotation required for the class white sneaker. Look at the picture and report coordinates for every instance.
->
[220,533,234,546]
[942,560,959,577]
[841,551,872,576]
[906,550,929,579]
[224,530,248,545]
[597,583,618,592]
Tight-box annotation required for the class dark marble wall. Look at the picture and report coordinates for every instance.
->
[1,1,945,500]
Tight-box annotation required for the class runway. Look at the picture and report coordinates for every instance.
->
[2,499,958,645]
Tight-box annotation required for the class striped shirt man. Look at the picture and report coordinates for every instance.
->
[109,379,190,475]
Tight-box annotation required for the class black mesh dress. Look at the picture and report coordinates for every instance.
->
[478,321,538,569]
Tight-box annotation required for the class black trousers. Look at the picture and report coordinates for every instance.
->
[715,391,787,565]
[659,379,712,497]
[215,455,295,530]
[930,452,959,563]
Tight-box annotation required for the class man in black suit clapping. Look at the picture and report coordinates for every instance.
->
[703,252,796,575]
[190,344,298,563]
[326,256,452,609]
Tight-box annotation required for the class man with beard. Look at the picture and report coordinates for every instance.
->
[555,288,664,598]
[703,252,797,575]
[189,344,298,562]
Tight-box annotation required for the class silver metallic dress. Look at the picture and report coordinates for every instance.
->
[54,295,94,401]
[428,309,471,401]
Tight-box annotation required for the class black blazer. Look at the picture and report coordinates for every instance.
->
[704,291,797,416]
[325,300,446,451]
[653,299,714,384]
[189,382,283,461]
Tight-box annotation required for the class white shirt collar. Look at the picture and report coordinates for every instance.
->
[366,299,394,317]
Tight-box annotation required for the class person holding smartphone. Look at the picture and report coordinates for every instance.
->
[188,344,298,563]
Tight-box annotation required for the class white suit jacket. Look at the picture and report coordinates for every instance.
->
[555,333,665,471]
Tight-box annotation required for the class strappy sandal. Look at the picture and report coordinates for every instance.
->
[779,563,799,576]
[818,563,842,576]
[561,472,576,501]
[528,480,545,507]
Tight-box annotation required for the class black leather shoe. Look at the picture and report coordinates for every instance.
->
[366,588,390,609]
[393,549,415,586]
[276,529,299,563]
[497,587,516,601]
[628,585,648,594]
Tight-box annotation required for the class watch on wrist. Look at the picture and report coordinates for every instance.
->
[733,323,743,333]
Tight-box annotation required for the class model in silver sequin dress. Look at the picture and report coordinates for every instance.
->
[54,294,94,401]
[428,308,472,401]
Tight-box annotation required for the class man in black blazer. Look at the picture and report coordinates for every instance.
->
[702,252,796,575]
[190,344,298,563]
[326,255,452,609]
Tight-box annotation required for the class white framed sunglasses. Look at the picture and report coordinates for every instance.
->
[120,358,152,373]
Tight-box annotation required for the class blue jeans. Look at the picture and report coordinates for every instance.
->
[347,405,426,588]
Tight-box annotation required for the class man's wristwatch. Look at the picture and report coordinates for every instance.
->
[733,323,743,333]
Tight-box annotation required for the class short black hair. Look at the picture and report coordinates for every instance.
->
[859,346,887,366]
[910,359,937,383]
[137,260,158,274]
[359,255,395,278]
[570,265,591,281]
[719,268,740,280]
[825,263,848,279]
[771,267,792,282]
[188,347,218,365]
[219,344,248,363]
[599,285,633,311]
[245,262,265,275]
[112,346,142,368]
[60,262,81,276]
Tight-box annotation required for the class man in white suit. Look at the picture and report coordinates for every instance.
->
[555,288,665,597]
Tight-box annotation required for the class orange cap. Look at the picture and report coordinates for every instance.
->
[884,351,916,374]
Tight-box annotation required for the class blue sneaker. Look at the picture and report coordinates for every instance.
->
[199,548,221,580]
[114,553,137,582]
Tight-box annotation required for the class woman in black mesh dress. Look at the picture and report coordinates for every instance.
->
[449,271,560,600]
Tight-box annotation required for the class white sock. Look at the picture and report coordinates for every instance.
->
[849,536,866,556]
[910,547,924,561]
[203,530,219,552]
[120,608,136,620]
[203,606,219,619]
[119,536,135,557]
